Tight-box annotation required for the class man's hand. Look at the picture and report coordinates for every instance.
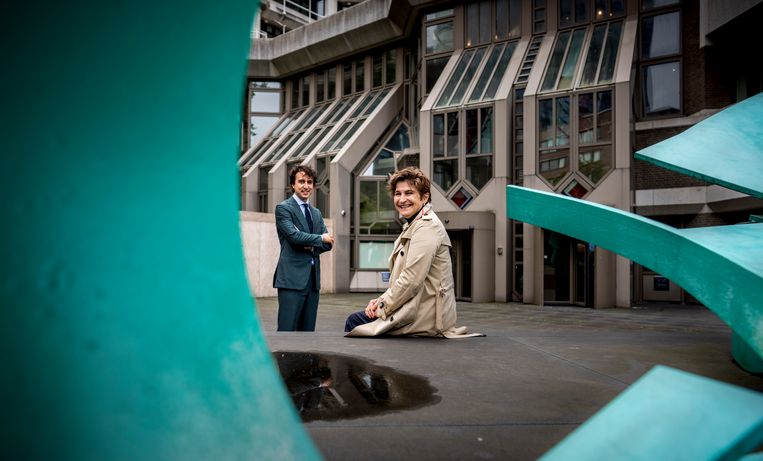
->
[364,298,382,319]
[322,233,335,245]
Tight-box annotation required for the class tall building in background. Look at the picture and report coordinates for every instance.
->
[241,0,763,306]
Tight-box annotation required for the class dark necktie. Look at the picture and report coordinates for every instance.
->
[303,203,314,233]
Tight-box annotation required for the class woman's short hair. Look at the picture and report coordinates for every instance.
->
[387,167,431,203]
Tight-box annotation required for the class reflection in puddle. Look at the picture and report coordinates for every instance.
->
[273,351,440,422]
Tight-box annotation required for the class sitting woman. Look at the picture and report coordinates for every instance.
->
[345,167,482,338]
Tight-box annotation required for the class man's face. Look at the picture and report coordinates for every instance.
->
[292,171,314,201]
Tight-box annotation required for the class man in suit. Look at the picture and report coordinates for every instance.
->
[273,165,334,331]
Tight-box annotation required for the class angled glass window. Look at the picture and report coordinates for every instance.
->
[241,109,304,168]
[322,88,392,153]
[469,42,518,102]
[425,56,449,94]
[541,28,586,91]
[361,123,410,177]
[436,48,477,108]
[451,48,487,106]
[580,21,622,86]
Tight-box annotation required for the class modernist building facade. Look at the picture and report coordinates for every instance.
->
[241,0,763,305]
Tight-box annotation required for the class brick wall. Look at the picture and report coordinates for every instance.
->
[633,126,710,190]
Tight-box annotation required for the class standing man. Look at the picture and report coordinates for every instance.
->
[274,165,334,331]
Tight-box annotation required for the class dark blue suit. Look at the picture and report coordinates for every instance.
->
[273,196,332,331]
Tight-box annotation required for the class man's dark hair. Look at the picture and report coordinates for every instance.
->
[289,165,317,185]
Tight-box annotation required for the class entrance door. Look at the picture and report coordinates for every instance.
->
[448,230,472,301]
[543,230,594,306]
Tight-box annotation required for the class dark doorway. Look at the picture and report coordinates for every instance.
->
[543,230,594,307]
[448,230,472,301]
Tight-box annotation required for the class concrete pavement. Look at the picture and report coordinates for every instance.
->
[256,294,763,461]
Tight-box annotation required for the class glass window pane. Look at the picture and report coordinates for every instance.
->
[556,96,570,146]
[386,49,396,84]
[426,22,454,54]
[496,0,509,40]
[575,0,589,23]
[316,73,325,103]
[327,67,336,99]
[436,49,475,107]
[480,107,493,154]
[509,0,521,37]
[433,159,458,191]
[250,90,280,113]
[426,9,454,21]
[578,93,594,144]
[642,0,680,10]
[373,54,383,87]
[484,42,517,99]
[433,114,445,157]
[560,0,573,28]
[538,98,554,148]
[598,21,622,84]
[343,63,352,96]
[301,76,310,107]
[249,115,278,146]
[538,149,569,186]
[447,112,459,157]
[642,12,680,59]
[358,242,395,269]
[355,58,365,92]
[579,145,612,184]
[479,0,491,45]
[467,156,493,190]
[580,24,606,86]
[597,90,612,142]
[643,62,681,115]
[451,47,486,105]
[426,56,449,94]
[558,29,586,89]
[466,2,479,47]
[359,181,378,227]
[385,124,410,151]
[466,109,479,154]
[469,44,505,102]
[541,31,571,91]
[363,148,395,176]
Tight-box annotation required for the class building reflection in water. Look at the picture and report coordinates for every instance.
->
[273,351,440,422]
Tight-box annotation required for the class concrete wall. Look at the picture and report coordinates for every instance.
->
[240,211,336,297]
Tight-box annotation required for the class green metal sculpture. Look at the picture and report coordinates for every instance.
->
[2,2,321,459]
[509,94,763,460]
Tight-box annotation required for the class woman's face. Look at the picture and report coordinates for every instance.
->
[394,180,429,220]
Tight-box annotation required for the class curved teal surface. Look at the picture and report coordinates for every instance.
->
[635,93,763,199]
[2,2,321,460]
[506,186,763,359]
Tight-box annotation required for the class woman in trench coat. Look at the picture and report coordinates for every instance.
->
[345,167,481,338]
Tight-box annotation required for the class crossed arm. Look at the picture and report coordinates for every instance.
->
[275,203,335,251]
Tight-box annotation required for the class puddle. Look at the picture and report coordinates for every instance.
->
[273,351,440,422]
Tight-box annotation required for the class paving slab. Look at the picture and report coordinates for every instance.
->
[256,294,763,460]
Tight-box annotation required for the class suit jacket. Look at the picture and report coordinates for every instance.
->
[346,204,480,338]
[273,196,332,291]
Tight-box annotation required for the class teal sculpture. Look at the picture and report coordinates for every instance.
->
[2,2,321,459]
[509,95,763,459]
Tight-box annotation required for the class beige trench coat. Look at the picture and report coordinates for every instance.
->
[346,204,481,338]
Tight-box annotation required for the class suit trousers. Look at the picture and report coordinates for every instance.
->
[277,265,319,331]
